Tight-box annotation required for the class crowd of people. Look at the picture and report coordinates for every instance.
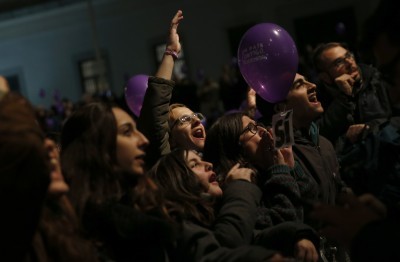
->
[1,1,400,261]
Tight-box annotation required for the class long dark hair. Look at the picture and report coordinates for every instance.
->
[147,149,215,227]
[30,196,98,262]
[203,112,249,181]
[61,102,166,219]
[0,92,50,261]
[61,103,122,219]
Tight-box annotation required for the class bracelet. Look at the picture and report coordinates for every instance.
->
[165,49,179,60]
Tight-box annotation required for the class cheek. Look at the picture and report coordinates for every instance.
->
[172,127,189,140]
[116,139,135,166]
[242,138,258,157]
[194,171,208,188]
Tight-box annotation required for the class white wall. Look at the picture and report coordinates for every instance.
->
[0,0,380,106]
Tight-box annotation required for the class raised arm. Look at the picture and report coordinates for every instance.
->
[137,10,183,167]
[155,10,183,79]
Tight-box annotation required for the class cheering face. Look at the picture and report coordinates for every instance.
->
[284,74,324,127]
[186,150,222,197]
[320,46,361,83]
[170,107,206,151]
[113,107,149,175]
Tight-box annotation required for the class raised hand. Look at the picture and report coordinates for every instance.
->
[345,124,368,143]
[156,10,183,79]
[334,71,359,96]
[166,10,183,55]
[225,163,255,183]
[258,128,287,168]
[279,146,295,168]
[294,239,319,262]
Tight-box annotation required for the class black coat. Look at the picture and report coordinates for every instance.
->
[138,76,174,168]
[317,63,392,144]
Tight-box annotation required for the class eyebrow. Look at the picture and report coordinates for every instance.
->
[118,122,134,130]
[188,157,200,166]
[292,78,305,88]
[333,52,350,63]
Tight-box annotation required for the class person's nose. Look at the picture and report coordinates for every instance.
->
[344,56,356,67]
[204,161,213,172]
[306,81,317,92]
[258,126,267,137]
[191,117,201,127]
[138,130,150,150]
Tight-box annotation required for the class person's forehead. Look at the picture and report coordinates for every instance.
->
[187,150,201,161]
[112,107,134,124]
[242,115,254,125]
[323,46,347,60]
[293,73,304,81]
[172,107,193,118]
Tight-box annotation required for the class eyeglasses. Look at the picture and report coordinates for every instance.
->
[330,52,354,69]
[171,112,205,129]
[240,122,266,136]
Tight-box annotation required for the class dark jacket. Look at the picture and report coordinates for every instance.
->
[172,179,319,261]
[350,203,400,262]
[214,180,262,248]
[170,180,278,261]
[83,200,175,262]
[255,165,303,229]
[138,76,174,167]
[172,222,277,262]
[293,124,343,205]
[254,221,320,258]
[317,63,392,144]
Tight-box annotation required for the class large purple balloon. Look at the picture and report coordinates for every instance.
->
[125,74,149,117]
[237,23,298,103]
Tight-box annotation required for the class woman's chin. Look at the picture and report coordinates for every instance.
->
[48,182,69,197]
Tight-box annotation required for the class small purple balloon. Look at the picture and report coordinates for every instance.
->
[237,23,298,103]
[125,74,149,117]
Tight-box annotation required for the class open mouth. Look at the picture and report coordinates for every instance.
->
[209,173,217,183]
[308,91,319,104]
[192,128,205,139]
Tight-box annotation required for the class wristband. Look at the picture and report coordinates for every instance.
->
[165,49,179,60]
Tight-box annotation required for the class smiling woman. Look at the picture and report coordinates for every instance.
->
[138,10,209,168]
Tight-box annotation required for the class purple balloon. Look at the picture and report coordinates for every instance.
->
[125,74,149,117]
[237,23,298,103]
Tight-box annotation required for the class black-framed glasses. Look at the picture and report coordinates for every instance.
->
[171,112,205,129]
[330,52,354,69]
[240,122,265,136]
